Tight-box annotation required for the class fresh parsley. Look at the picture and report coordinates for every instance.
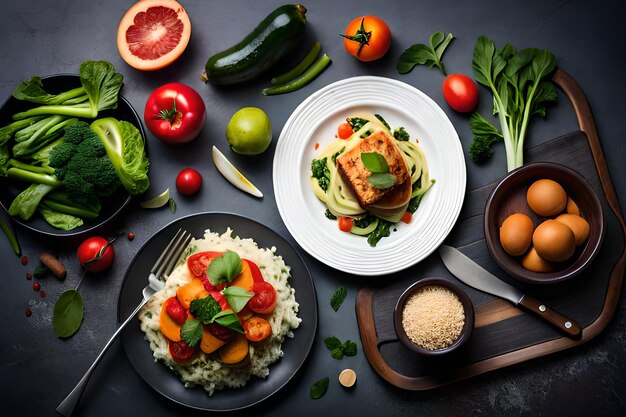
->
[221,286,254,313]
[311,157,330,192]
[330,285,347,312]
[397,31,455,75]
[310,377,330,399]
[181,319,203,346]
[393,127,410,141]
[324,336,358,360]
[361,152,396,190]
[367,219,392,247]
[207,251,242,286]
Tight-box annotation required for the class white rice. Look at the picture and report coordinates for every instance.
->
[139,228,301,395]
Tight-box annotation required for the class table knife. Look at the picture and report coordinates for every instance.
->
[438,244,581,339]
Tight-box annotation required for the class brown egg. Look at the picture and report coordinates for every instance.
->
[527,179,567,217]
[499,213,534,256]
[532,219,576,262]
[521,246,555,272]
[556,213,590,246]
[566,197,580,216]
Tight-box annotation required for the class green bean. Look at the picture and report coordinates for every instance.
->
[262,54,332,96]
[270,41,321,86]
[0,215,21,256]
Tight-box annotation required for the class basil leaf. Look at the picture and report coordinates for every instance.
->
[343,340,358,357]
[212,310,244,334]
[361,152,389,173]
[181,319,202,346]
[207,251,242,285]
[330,285,347,312]
[310,377,329,399]
[368,172,396,189]
[52,289,84,338]
[397,32,454,75]
[221,286,254,313]
[324,336,342,350]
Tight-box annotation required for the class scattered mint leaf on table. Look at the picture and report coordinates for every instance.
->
[52,289,84,338]
[310,377,330,399]
[330,285,347,312]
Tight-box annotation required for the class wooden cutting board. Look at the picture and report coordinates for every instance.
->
[355,69,626,390]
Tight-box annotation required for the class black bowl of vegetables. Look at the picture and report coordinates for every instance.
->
[0,67,149,238]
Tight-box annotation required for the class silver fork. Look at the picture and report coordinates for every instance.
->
[56,229,192,417]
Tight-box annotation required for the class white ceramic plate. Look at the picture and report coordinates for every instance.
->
[273,76,466,276]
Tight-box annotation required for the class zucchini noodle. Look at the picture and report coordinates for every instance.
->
[310,113,435,246]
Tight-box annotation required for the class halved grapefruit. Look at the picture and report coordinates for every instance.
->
[117,0,191,71]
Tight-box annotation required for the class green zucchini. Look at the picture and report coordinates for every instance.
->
[201,4,308,85]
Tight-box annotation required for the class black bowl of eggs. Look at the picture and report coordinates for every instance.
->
[484,162,605,284]
[394,277,474,355]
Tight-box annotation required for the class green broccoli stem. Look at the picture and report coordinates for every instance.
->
[41,199,99,219]
[6,167,60,186]
[7,159,55,175]
[12,104,97,120]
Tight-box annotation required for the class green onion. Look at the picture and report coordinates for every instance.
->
[0,215,21,256]
[270,41,321,86]
[262,54,332,96]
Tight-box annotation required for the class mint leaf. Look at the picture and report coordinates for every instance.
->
[330,285,347,312]
[310,377,329,399]
[361,152,389,173]
[331,348,344,360]
[221,286,254,313]
[343,340,358,357]
[52,289,84,338]
[324,336,358,359]
[190,295,221,324]
[181,319,202,346]
[207,251,242,285]
[212,310,244,334]
[324,336,342,350]
[368,172,396,189]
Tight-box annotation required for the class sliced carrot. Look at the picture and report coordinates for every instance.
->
[218,333,249,364]
[159,300,182,342]
[200,325,226,354]
[229,260,254,292]
[176,278,209,310]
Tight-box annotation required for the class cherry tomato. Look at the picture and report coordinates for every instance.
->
[442,74,479,113]
[243,259,265,283]
[338,216,353,232]
[77,236,115,272]
[207,323,235,341]
[144,83,206,144]
[248,281,277,315]
[400,212,413,224]
[176,168,203,195]
[168,340,196,362]
[186,251,223,278]
[244,316,272,342]
[342,16,391,62]
[337,123,353,139]
[165,297,186,325]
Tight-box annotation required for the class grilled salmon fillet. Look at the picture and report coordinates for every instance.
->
[336,130,410,207]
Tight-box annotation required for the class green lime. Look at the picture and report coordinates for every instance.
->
[226,107,272,155]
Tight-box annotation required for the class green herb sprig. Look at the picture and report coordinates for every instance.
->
[361,152,396,189]
[207,251,243,286]
[310,377,330,399]
[397,32,454,75]
[324,336,358,359]
[330,285,347,312]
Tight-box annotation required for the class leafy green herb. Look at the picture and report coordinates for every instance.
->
[144,311,153,319]
[330,285,347,312]
[207,251,242,286]
[324,336,358,360]
[393,127,410,141]
[222,286,254,313]
[346,117,369,131]
[324,209,337,220]
[212,310,244,334]
[190,295,222,324]
[397,32,454,74]
[310,377,329,399]
[353,214,375,228]
[374,114,391,130]
[367,220,392,247]
[0,214,20,256]
[169,197,177,213]
[181,319,203,346]
[368,173,396,189]
[311,157,330,191]
[359,128,373,139]
[361,152,388,173]
[470,35,557,170]
[331,147,345,164]
[52,289,84,338]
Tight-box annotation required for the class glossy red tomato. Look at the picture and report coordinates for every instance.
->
[144,83,206,143]
[165,297,186,325]
[342,16,391,62]
[337,123,353,139]
[186,251,223,278]
[442,74,479,113]
[338,216,353,232]
[248,281,277,315]
[176,168,203,195]
[168,340,196,362]
[244,316,272,342]
[77,236,115,272]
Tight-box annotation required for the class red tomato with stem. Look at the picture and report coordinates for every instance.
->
[442,74,479,113]
[77,236,115,272]
[168,340,196,362]
[248,281,277,315]
[338,216,353,232]
[144,83,206,143]
[342,16,391,62]
[176,168,203,195]
[244,316,272,342]
[337,123,353,139]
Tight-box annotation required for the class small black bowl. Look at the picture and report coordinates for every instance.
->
[0,74,146,238]
[393,277,474,356]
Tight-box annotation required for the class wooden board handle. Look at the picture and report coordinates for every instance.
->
[517,295,582,339]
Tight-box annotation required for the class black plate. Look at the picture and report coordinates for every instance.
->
[0,74,145,237]
[118,213,318,411]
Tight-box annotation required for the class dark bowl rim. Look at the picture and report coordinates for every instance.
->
[0,73,144,238]
[483,161,606,285]
[393,277,475,356]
